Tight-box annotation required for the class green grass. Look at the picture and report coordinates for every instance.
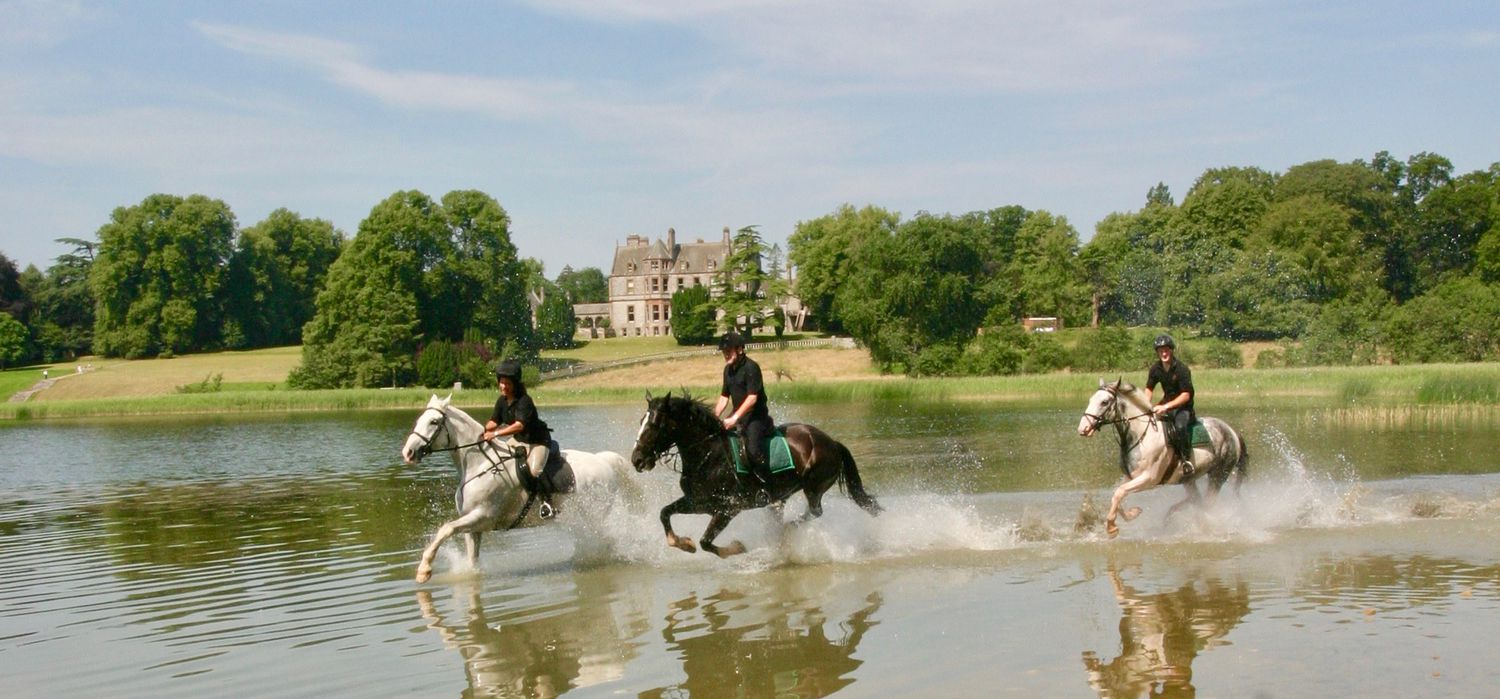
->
[543,332,822,364]
[0,366,53,397]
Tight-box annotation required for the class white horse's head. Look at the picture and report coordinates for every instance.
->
[402,394,454,464]
[1079,378,1128,437]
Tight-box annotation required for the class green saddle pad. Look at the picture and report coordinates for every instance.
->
[1190,421,1211,448]
[727,429,795,475]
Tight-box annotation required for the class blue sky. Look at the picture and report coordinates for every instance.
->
[2,0,1497,276]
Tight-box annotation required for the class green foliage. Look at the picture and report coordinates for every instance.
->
[670,284,716,345]
[416,340,459,387]
[0,313,28,369]
[1069,325,1142,373]
[176,373,224,394]
[1022,333,1070,374]
[1384,277,1500,363]
[715,225,785,334]
[534,291,576,349]
[788,205,899,332]
[91,194,236,358]
[24,238,95,361]
[962,328,1026,376]
[0,253,25,320]
[555,266,608,303]
[1199,248,1318,340]
[1187,337,1243,369]
[223,209,343,349]
[1416,372,1500,404]
[1286,296,1389,366]
[293,190,531,388]
[839,214,987,373]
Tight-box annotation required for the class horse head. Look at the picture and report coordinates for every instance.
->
[402,394,455,464]
[1078,378,1129,437]
[632,391,675,472]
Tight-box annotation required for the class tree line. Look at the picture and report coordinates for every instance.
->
[787,151,1500,375]
[0,190,608,384]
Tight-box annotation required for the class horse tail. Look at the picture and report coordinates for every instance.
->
[834,441,883,515]
[1232,431,1249,495]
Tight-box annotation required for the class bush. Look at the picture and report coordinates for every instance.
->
[1023,333,1070,373]
[963,328,1026,375]
[1069,325,1140,372]
[1191,337,1243,368]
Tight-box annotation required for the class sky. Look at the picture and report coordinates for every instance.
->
[2,0,1497,276]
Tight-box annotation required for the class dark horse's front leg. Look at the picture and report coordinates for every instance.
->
[660,496,699,553]
[698,511,746,558]
[658,496,747,557]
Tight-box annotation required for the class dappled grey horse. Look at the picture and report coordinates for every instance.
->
[1077,379,1248,537]
[400,394,633,582]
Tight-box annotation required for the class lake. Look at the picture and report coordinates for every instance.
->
[2,398,1498,697]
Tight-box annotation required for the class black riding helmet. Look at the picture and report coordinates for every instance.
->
[1154,334,1176,350]
[494,359,523,382]
[718,332,745,351]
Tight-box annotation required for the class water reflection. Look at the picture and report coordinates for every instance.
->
[416,575,649,698]
[1082,563,1251,698]
[644,577,882,698]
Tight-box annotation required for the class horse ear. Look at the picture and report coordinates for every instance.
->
[645,389,653,402]
[1098,378,1106,388]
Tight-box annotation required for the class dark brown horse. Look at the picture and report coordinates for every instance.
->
[630,392,882,557]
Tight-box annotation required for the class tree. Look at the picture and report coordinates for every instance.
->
[555,266,608,304]
[0,252,26,320]
[787,205,899,332]
[533,291,576,349]
[91,194,236,358]
[1159,167,1275,326]
[0,313,27,369]
[435,191,531,352]
[838,214,987,374]
[1384,277,1500,363]
[1011,211,1089,327]
[670,284,716,345]
[715,225,782,336]
[291,191,444,388]
[24,239,96,361]
[223,209,344,348]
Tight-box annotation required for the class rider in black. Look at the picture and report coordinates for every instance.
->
[1146,334,1196,475]
[714,332,774,502]
[482,359,558,518]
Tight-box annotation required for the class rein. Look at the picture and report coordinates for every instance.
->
[1086,389,1158,476]
[411,406,537,530]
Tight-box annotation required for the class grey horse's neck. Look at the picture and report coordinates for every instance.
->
[1112,386,1156,476]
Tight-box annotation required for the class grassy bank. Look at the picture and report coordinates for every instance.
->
[6,342,1498,420]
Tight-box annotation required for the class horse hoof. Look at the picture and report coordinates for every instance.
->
[716,541,746,558]
[1106,522,1119,538]
[669,536,697,554]
[1122,507,1142,522]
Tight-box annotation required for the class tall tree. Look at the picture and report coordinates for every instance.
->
[715,225,782,336]
[1011,211,1089,327]
[0,252,26,320]
[0,313,28,369]
[437,191,531,353]
[838,214,986,374]
[787,205,899,333]
[91,194,236,358]
[224,209,344,349]
[670,284,716,345]
[555,266,608,304]
[25,239,96,360]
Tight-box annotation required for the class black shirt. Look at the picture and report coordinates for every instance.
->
[489,392,551,445]
[1147,360,1195,414]
[721,356,770,423]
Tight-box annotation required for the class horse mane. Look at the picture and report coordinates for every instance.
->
[429,394,482,431]
[661,391,723,432]
[1113,380,1152,412]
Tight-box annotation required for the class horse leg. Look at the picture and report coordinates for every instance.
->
[416,509,492,583]
[464,531,482,570]
[660,496,698,553]
[699,512,746,558]
[1106,471,1157,538]
[798,487,825,524]
[1164,481,1202,525]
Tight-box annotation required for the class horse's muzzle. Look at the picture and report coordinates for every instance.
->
[630,448,656,472]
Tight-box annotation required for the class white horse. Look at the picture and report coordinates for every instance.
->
[1077,379,1248,537]
[400,394,633,582]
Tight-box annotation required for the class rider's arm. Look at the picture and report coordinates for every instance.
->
[728,394,758,423]
[1153,391,1190,414]
[713,394,729,418]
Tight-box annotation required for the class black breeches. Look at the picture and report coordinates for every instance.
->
[741,417,773,472]
[1166,409,1195,457]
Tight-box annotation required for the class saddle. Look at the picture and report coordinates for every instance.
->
[726,429,796,477]
[515,440,575,495]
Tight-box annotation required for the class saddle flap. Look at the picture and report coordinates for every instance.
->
[727,429,795,475]
[542,440,574,494]
[1189,421,1211,448]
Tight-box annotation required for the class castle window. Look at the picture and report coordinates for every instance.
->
[627,305,635,322]
[627,279,635,293]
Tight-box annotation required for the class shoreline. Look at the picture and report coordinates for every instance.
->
[5,361,1499,421]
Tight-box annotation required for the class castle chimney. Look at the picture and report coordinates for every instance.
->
[667,226,676,253]
[722,226,731,246]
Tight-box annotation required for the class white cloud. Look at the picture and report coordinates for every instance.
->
[0,0,92,50]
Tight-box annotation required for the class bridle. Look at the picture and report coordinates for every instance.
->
[407,406,497,459]
[636,402,727,474]
[408,405,536,529]
[1082,387,1155,432]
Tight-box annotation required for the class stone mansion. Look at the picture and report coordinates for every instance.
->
[573,227,734,338]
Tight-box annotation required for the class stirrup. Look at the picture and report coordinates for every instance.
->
[539,500,557,519]
[1181,460,1195,477]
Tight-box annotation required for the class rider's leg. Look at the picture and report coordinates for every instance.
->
[1173,410,1194,473]
[743,418,773,505]
[526,442,556,518]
